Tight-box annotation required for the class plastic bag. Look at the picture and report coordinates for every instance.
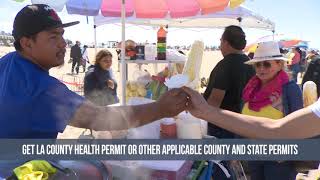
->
[132,69,152,86]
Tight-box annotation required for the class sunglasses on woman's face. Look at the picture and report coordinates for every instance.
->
[254,61,272,69]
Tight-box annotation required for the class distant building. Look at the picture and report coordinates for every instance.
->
[0,33,14,47]
[0,35,14,40]
[105,41,118,48]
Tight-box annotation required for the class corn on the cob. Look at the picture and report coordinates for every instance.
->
[303,81,318,107]
[182,40,204,89]
[126,81,147,102]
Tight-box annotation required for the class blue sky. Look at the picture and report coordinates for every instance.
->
[0,0,319,48]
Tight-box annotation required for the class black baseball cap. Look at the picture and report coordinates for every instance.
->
[12,4,79,41]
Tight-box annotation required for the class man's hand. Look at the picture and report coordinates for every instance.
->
[107,80,115,89]
[182,87,209,119]
[156,88,188,117]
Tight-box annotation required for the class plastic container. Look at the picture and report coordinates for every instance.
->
[157,27,167,60]
[132,69,152,86]
[127,120,161,139]
[160,118,177,139]
[135,45,145,59]
[177,113,202,139]
[126,98,160,139]
[145,44,157,60]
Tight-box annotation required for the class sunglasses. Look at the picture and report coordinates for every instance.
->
[254,61,272,69]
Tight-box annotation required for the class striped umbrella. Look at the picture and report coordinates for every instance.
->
[30,0,245,17]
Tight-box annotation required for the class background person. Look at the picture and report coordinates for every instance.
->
[70,40,81,74]
[81,45,89,72]
[241,41,302,180]
[203,25,255,139]
[288,47,302,83]
[202,25,255,179]
[84,49,119,106]
[299,48,307,78]
[302,50,320,97]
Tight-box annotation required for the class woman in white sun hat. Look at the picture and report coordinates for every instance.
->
[241,41,303,180]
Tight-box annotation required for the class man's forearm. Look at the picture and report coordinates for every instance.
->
[71,101,164,131]
[91,102,164,131]
[71,88,186,131]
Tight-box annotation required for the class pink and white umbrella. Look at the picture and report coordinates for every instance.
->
[29,0,245,17]
[100,0,230,18]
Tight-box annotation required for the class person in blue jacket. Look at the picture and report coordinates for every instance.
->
[84,49,119,106]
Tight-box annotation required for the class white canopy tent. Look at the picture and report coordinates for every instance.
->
[93,5,275,105]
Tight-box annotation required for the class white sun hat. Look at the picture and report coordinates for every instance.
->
[245,41,288,65]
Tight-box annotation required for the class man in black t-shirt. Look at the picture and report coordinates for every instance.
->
[203,25,255,139]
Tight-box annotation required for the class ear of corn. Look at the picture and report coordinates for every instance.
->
[126,81,147,102]
[303,81,318,107]
[182,40,204,90]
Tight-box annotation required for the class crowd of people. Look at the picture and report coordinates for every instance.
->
[3,3,320,180]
